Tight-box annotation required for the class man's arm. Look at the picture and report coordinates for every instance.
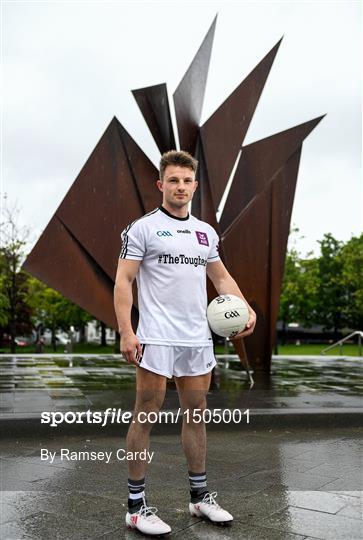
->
[206,260,256,339]
[114,258,142,366]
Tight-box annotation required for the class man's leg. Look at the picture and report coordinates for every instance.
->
[174,372,210,476]
[125,367,171,535]
[175,371,233,524]
[126,366,166,481]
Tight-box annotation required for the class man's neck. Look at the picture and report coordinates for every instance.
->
[161,202,189,219]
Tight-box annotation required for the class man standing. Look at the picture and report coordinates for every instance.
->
[114,150,256,536]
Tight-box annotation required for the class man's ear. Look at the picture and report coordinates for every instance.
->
[156,179,163,192]
[194,180,199,192]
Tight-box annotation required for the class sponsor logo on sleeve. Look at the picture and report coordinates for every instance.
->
[195,231,209,246]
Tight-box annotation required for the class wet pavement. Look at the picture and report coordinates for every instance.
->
[1,355,362,538]
[0,354,362,419]
[1,427,362,539]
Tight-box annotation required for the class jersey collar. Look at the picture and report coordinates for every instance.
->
[159,205,190,221]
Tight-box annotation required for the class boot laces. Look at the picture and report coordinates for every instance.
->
[138,497,160,523]
[202,491,221,508]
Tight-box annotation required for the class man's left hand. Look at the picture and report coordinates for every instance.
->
[230,309,257,340]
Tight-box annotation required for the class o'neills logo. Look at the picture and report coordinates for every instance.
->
[177,229,191,234]
[157,253,207,267]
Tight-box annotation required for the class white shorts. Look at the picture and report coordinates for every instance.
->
[138,344,216,379]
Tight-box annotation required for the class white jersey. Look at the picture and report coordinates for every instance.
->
[120,206,220,346]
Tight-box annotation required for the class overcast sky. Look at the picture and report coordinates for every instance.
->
[2,0,362,257]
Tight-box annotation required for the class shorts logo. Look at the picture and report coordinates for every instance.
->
[157,230,172,237]
[195,231,209,246]
[206,361,213,368]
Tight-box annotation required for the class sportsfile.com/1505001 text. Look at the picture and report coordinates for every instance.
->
[40,408,250,427]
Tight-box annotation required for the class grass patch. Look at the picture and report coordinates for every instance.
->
[1,343,361,357]
[0,343,117,355]
[215,343,362,356]
[276,343,361,356]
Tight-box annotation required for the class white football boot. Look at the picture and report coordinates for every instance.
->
[125,498,171,536]
[189,491,233,524]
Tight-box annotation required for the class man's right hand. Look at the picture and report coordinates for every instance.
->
[120,331,142,367]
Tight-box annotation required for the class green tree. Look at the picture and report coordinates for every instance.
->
[299,257,319,327]
[279,247,302,343]
[0,204,33,352]
[279,248,319,342]
[315,233,346,337]
[26,278,63,350]
[57,295,93,344]
[0,273,10,327]
[27,277,92,351]
[339,233,363,329]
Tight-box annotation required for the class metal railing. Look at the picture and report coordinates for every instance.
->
[321,331,363,356]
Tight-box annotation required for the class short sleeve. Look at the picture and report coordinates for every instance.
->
[119,221,145,260]
[207,228,220,262]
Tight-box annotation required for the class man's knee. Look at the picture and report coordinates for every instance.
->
[135,387,165,411]
[180,390,207,412]
[176,373,211,414]
[182,397,207,424]
[131,391,165,430]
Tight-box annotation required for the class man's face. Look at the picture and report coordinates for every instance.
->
[157,165,198,208]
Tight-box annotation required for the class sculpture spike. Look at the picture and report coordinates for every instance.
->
[173,15,217,153]
[115,119,161,213]
[132,83,176,153]
[220,115,325,233]
[201,38,283,211]
[222,149,302,370]
[23,216,118,329]
[55,117,145,281]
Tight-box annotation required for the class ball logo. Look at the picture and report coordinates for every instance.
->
[224,310,240,319]
[157,230,172,237]
[216,295,232,303]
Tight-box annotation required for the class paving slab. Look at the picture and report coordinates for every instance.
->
[259,505,362,539]
[173,521,307,539]
[1,427,362,539]
[286,490,350,514]
[335,494,362,520]
[0,508,117,540]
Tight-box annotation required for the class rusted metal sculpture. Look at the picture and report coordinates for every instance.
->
[132,84,175,154]
[23,17,324,372]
